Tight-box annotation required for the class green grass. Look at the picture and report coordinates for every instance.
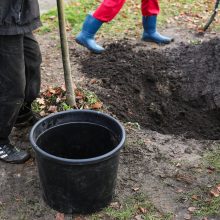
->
[39,0,141,37]
[185,147,220,218]
[39,0,220,37]
[205,147,220,172]
[91,193,174,220]
[186,187,220,217]
[192,196,220,217]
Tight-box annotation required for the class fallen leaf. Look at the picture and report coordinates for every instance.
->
[75,90,84,99]
[43,91,52,98]
[66,26,71,31]
[177,189,184,193]
[91,102,103,109]
[139,206,147,214]
[36,98,45,105]
[39,111,46,117]
[48,87,56,94]
[188,207,197,213]
[191,194,199,200]
[48,105,57,113]
[56,97,61,103]
[132,187,140,192]
[176,163,181,167]
[39,105,46,110]
[55,213,64,220]
[143,139,152,144]
[210,188,219,197]
[110,202,120,209]
[89,78,97,84]
[54,87,63,95]
[216,184,220,191]
[49,15,56,20]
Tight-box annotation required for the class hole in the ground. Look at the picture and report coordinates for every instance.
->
[78,38,220,140]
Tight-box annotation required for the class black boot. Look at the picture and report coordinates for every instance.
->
[0,144,30,164]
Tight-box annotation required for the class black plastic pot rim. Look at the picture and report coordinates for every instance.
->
[30,110,126,165]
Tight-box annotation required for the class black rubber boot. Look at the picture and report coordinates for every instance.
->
[0,144,30,164]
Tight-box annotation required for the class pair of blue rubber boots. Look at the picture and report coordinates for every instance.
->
[76,14,174,54]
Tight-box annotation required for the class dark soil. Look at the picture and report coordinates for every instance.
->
[1,29,220,220]
[77,38,220,140]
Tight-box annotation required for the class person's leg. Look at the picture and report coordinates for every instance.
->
[141,0,173,44]
[93,0,126,22]
[141,0,160,16]
[0,35,30,163]
[15,32,42,127]
[76,0,126,53]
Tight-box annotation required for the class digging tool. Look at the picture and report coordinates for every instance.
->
[56,0,76,107]
[203,0,220,31]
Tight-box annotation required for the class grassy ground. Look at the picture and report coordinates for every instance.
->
[35,1,220,219]
[39,0,220,37]
[186,146,220,218]
[90,193,173,220]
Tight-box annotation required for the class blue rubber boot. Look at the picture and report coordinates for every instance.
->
[142,15,174,44]
[76,14,105,54]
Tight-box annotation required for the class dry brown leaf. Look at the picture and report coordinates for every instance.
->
[139,206,147,214]
[210,188,220,197]
[176,163,181,167]
[191,194,199,200]
[39,111,46,117]
[216,184,220,191]
[110,202,120,209]
[48,87,56,94]
[56,97,61,103]
[55,213,64,220]
[36,98,45,105]
[54,87,63,95]
[49,16,56,20]
[177,189,184,193]
[188,207,197,213]
[89,78,97,84]
[43,91,53,98]
[39,105,46,110]
[75,90,84,99]
[91,102,103,109]
[132,187,140,192]
[48,105,57,113]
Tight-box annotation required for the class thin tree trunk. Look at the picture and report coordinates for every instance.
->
[57,0,76,107]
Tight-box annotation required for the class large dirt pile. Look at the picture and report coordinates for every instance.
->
[78,38,220,139]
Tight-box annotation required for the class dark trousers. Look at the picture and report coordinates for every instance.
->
[0,33,42,145]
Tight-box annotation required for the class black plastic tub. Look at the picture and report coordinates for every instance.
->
[30,110,125,214]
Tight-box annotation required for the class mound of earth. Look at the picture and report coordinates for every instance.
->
[77,38,220,140]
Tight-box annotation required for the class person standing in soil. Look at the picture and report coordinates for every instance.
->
[0,1,42,163]
[76,0,174,53]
